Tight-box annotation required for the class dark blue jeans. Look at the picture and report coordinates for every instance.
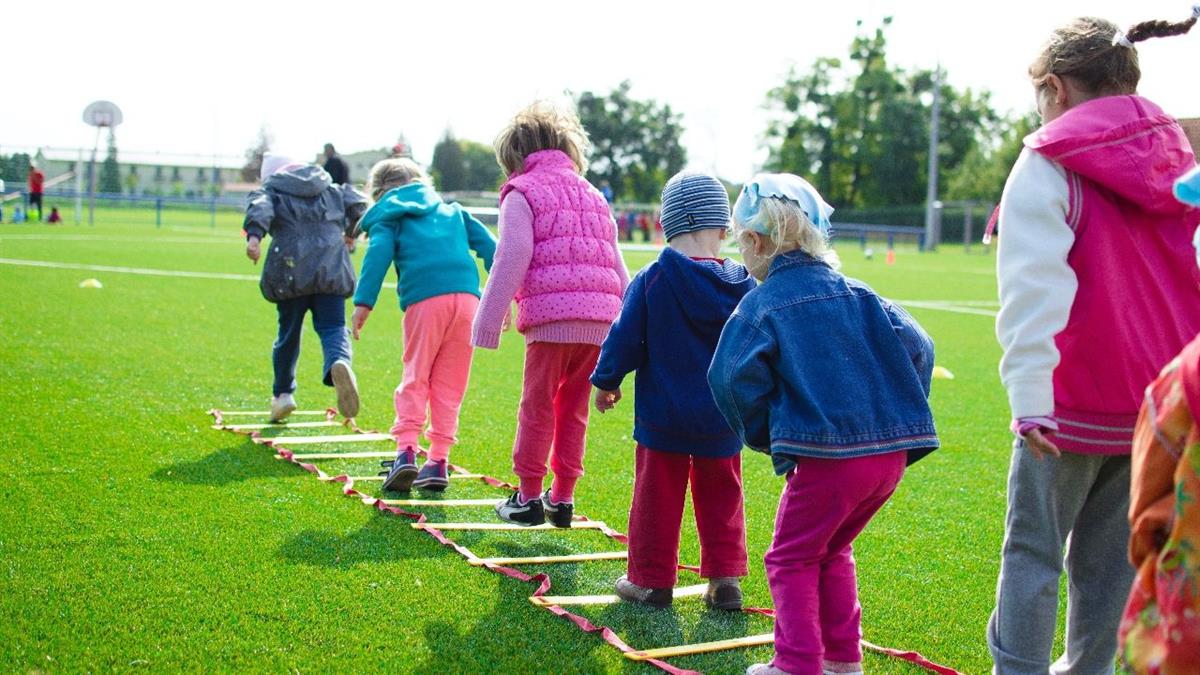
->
[273,294,351,396]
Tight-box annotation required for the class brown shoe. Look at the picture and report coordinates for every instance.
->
[703,577,743,611]
[615,575,673,608]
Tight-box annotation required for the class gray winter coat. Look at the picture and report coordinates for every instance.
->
[244,166,368,303]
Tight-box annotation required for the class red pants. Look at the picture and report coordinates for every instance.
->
[627,444,748,588]
[511,342,600,486]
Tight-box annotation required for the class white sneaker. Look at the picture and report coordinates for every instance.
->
[329,360,359,418]
[270,393,297,423]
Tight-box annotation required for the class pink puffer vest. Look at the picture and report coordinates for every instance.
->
[500,150,624,332]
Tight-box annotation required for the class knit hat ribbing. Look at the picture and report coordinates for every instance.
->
[659,171,730,241]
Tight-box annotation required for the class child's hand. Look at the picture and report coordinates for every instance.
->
[344,235,357,251]
[1023,428,1061,460]
[246,237,261,264]
[502,304,514,332]
[351,306,371,340]
[594,388,621,413]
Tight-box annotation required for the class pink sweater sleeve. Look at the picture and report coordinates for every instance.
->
[471,192,534,349]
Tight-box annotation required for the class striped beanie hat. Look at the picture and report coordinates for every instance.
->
[659,171,730,241]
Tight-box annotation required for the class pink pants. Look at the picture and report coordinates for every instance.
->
[511,342,600,494]
[627,444,748,588]
[391,293,478,462]
[765,452,906,675]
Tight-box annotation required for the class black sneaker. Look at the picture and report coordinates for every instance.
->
[615,575,673,608]
[494,492,545,526]
[381,448,418,492]
[541,490,573,528]
[413,460,449,491]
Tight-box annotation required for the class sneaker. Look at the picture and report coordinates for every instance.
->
[494,492,545,526]
[381,447,418,492]
[821,662,863,675]
[329,360,359,418]
[541,490,573,528]
[413,460,449,491]
[270,392,297,423]
[614,575,673,608]
[703,577,743,611]
[746,665,790,675]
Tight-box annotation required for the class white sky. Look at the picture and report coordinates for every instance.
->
[2,0,1196,180]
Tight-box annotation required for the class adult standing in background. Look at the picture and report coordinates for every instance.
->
[27,163,44,222]
[323,144,349,185]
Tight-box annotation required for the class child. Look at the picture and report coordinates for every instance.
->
[591,171,756,610]
[1119,166,1200,674]
[351,158,496,492]
[47,207,61,224]
[244,153,368,423]
[473,101,629,526]
[987,14,1200,675]
[708,174,938,675]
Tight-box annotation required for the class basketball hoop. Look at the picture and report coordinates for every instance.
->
[81,100,123,225]
[83,101,123,128]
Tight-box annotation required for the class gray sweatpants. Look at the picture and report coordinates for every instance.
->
[987,440,1133,675]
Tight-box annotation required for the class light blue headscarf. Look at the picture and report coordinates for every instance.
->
[1178,165,1200,208]
[734,173,834,235]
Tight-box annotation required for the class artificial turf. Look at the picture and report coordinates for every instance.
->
[0,213,1045,673]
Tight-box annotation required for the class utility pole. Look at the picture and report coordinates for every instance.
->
[924,64,942,251]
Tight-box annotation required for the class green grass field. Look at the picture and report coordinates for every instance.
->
[0,214,1024,673]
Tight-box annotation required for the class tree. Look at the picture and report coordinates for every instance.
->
[945,112,1038,203]
[431,130,467,192]
[99,129,122,193]
[763,19,1002,208]
[576,81,687,203]
[241,126,272,182]
[461,140,503,191]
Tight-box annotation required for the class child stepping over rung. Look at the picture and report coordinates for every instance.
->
[593,171,756,610]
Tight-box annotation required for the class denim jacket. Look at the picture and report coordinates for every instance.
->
[708,250,938,475]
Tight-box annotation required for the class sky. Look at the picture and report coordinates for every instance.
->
[3,0,1197,180]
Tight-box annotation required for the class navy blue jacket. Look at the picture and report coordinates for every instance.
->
[591,247,756,457]
[708,250,938,475]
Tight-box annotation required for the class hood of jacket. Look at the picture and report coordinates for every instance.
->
[360,183,443,234]
[1026,95,1196,217]
[657,245,754,334]
[264,165,333,198]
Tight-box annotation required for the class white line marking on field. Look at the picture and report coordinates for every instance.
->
[898,300,998,317]
[0,257,402,288]
[0,234,241,244]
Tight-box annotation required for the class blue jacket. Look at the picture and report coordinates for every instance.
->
[708,250,938,475]
[353,183,496,311]
[591,247,756,457]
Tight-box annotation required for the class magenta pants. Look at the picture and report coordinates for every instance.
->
[511,342,600,482]
[765,451,906,674]
[627,444,748,588]
[390,293,478,462]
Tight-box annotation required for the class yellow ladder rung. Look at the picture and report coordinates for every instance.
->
[381,498,500,507]
[214,410,331,416]
[214,421,341,430]
[256,432,392,445]
[624,633,775,661]
[412,521,607,531]
[348,473,485,481]
[285,451,397,460]
[530,582,707,606]
[471,551,629,566]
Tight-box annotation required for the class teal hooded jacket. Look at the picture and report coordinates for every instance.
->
[353,183,496,311]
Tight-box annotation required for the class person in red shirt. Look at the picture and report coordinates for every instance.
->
[27,165,45,222]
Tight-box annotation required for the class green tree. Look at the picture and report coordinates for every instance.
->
[764,19,1002,208]
[576,80,687,203]
[99,130,122,193]
[241,126,272,182]
[945,112,1038,203]
[461,140,503,191]
[431,130,467,192]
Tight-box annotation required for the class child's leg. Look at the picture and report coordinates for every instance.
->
[764,453,904,675]
[309,294,352,387]
[1057,455,1132,675]
[627,445,691,589]
[546,343,600,503]
[512,342,571,500]
[390,297,452,450]
[987,444,1098,675]
[690,454,749,580]
[424,294,479,462]
[272,297,310,396]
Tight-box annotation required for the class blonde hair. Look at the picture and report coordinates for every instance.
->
[734,198,841,270]
[493,100,591,177]
[366,158,431,201]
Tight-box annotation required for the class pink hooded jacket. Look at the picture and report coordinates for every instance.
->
[1027,95,1200,453]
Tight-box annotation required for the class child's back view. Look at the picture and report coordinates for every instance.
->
[244,153,368,422]
[591,171,756,610]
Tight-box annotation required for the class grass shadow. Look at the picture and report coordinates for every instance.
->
[277,512,446,568]
[150,441,298,486]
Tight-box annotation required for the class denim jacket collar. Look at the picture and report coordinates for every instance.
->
[766,249,830,279]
